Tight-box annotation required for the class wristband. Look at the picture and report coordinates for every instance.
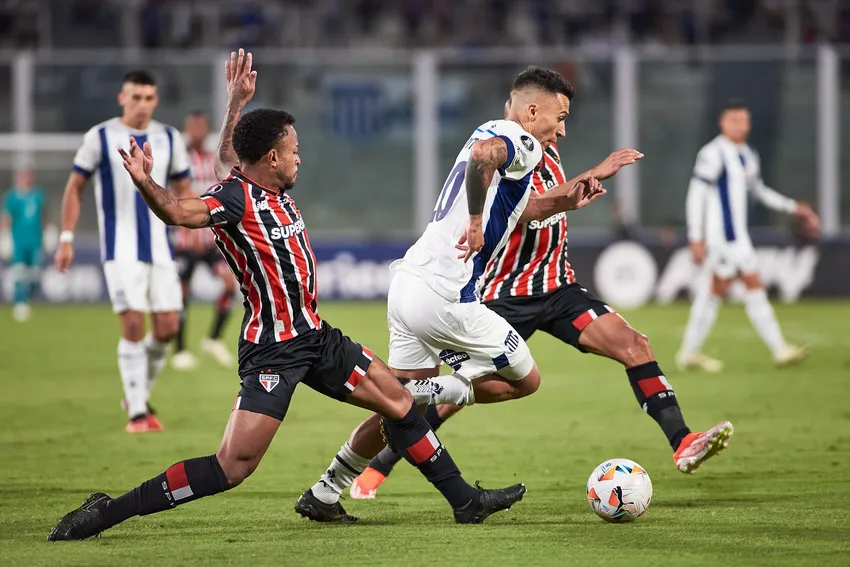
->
[59,231,74,244]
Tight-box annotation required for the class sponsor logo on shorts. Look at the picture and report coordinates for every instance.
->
[439,349,470,371]
[259,373,280,393]
[504,330,520,353]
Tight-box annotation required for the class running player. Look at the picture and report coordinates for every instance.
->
[54,70,192,433]
[677,100,819,371]
[171,111,237,371]
[1,168,46,322]
[47,51,525,541]
[295,67,626,518]
[351,132,735,498]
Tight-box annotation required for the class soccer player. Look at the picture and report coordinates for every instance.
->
[1,168,46,322]
[171,111,237,371]
[677,101,820,371]
[47,51,525,541]
[351,128,735,497]
[54,70,192,433]
[296,67,635,517]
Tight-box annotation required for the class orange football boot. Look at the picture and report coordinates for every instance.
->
[674,421,734,473]
[349,467,387,500]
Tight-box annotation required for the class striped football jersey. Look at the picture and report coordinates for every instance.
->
[72,117,191,264]
[200,169,320,344]
[481,143,575,300]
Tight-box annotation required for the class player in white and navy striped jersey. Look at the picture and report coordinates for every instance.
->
[54,70,192,433]
[170,111,237,372]
[678,101,820,371]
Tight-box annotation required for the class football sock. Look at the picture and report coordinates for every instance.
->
[404,374,474,406]
[311,442,372,505]
[627,362,691,451]
[369,404,444,477]
[13,266,29,304]
[175,308,188,353]
[210,292,234,340]
[744,288,786,355]
[101,455,230,528]
[680,292,720,356]
[144,333,169,397]
[118,338,148,418]
[382,402,476,509]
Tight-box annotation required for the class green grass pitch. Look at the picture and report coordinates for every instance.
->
[1,301,849,566]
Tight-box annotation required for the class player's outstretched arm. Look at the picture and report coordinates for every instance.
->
[119,138,211,229]
[588,149,644,180]
[518,175,606,223]
[215,48,257,180]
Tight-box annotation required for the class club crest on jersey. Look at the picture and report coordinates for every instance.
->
[259,373,280,393]
[439,350,470,371]
[521,135,534,151]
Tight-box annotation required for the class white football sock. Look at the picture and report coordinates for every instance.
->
[680,293,721,357]
[404,374,474,407]
[144,333,169,398]
[744,288,786,355]
[118,338,148,418]
[311,442,372,504]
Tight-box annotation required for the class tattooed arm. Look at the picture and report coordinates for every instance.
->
[215,48,257,180]
[119,138,211,228]
[458,137,509,261]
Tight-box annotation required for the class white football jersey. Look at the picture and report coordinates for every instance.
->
[73,117,191,264]
[687,135,796,247]
[396,119,542,303]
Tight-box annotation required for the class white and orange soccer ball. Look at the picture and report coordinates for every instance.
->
[586,458,653,523]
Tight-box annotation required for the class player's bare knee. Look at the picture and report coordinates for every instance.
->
[120,312,145,342]
[215,449,260,487]
[515,369,541,398]
[437,404,463,420]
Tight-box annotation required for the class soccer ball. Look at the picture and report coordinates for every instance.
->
[586,458,652,523]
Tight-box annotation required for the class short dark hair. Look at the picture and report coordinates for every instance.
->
[122,70,157,86]
[511,66,575,100]
[233,109,296,164]
[721,99,749,113]
[186,110,209,122]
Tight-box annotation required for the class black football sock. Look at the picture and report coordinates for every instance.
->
[627,362,691,451]
[210,293,234,340]
[369,404,445,477]
[101,455,230,528]
[382,403,476,509]
[175,307,188,353]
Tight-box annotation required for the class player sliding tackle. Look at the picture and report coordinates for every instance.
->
[48,50,527,542]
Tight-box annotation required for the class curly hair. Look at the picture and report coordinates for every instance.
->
[511,66,575,100]
[233,109,296,164]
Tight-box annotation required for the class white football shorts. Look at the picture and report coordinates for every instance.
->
[103,260,183,314]
[387,268,534,381]
[705,240,758,279]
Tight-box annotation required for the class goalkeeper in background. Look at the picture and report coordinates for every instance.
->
[1,168,46,322]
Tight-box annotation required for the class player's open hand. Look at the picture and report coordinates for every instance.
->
[794,202,821,238]
[118,137,154,185]
[456,217,484,262]
[591,149,644,180]
[689,241,706,265]
[54,242,74,272]
[226,48,257,107]
[568,176,607,210]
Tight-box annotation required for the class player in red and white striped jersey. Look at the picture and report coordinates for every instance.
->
[48,52,527,540]
[171,111,237,371]
[350,121,734,499]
